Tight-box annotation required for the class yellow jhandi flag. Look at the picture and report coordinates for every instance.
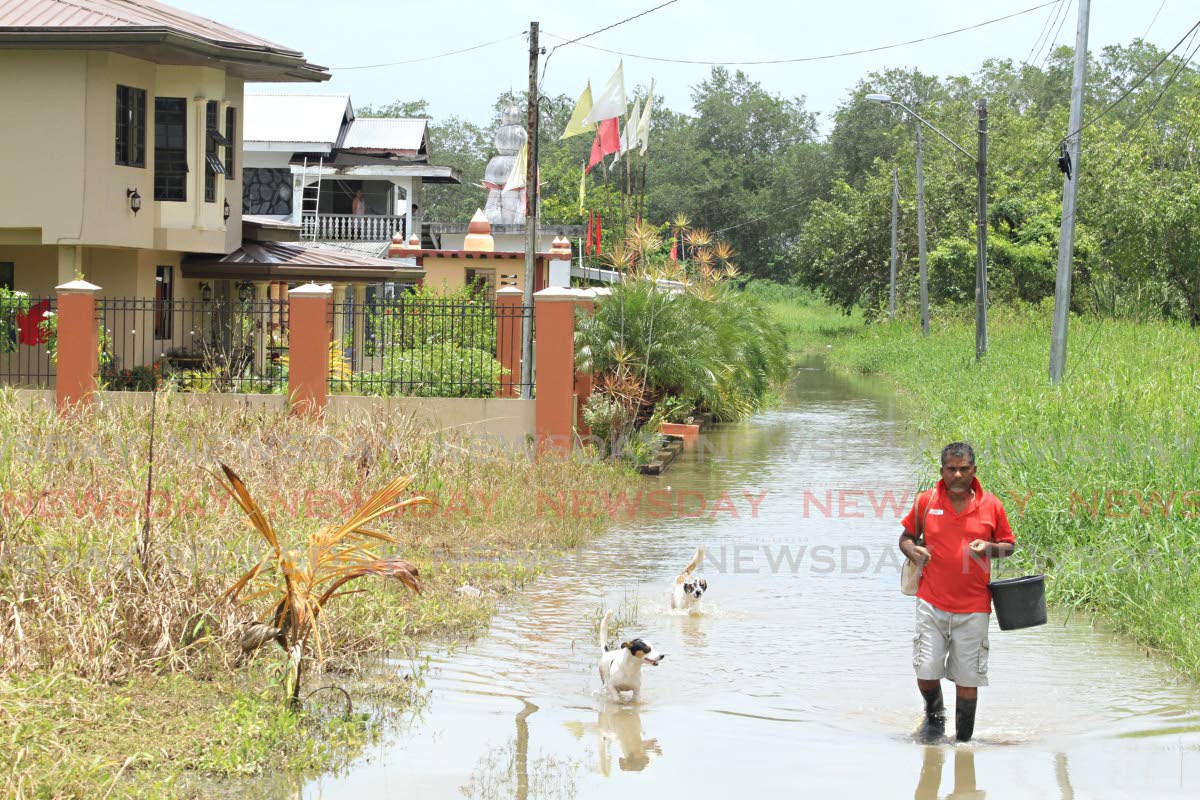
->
[560,82,597,140]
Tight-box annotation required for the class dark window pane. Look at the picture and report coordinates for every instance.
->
[115,85,146,167]
[154,265,173,339]
[224,107,236,177]
[205,101,218,202]
[154,98,187,201]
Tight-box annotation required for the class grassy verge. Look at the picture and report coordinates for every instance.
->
[0,393,634,797]
[826,303,1200,674]
[744,281,864,357]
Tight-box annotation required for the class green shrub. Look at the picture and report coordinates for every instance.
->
[357,342,506,398]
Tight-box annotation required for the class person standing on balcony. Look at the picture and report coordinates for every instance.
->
[351,190,366,216]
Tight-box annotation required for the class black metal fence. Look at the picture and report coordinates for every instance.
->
[96,298,288,392]
[0,295,56,389]
[332,295,535,397]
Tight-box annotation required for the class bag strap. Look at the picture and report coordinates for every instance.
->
[914,485,937,546]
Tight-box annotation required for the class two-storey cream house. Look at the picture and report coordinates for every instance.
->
[0,0,328,302]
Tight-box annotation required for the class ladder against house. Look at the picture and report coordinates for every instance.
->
[299,156,323,241]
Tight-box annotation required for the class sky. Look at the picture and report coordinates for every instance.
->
[173,0,1195,133]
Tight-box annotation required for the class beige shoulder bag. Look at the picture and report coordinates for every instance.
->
[901,486,937,596]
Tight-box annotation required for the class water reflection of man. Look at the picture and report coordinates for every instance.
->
[899,442,1015,742]
[914,747,987,800]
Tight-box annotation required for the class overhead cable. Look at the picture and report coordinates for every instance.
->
[332,32,527,70]
[543,1,1058,67]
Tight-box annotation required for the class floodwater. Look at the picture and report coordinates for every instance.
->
[300,362,1200,798]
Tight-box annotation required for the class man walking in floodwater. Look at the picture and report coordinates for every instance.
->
[899,442,1015,742]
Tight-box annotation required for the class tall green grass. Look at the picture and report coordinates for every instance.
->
[829,303,1200,674]
[744,280,864,356]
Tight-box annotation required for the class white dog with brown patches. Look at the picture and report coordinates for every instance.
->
[598,610,664,702]
[670,547,708,612]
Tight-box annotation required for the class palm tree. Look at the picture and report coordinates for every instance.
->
[220,464,427,706]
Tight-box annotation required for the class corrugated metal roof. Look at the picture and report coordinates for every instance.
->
[296,240,391,260]
[0,0,294,52]
[244,94,351,144]
[216,240,409,270]
[341,118,427,153]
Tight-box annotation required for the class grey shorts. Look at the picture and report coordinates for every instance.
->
[913,598,991,687]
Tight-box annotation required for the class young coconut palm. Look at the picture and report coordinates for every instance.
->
[219,463,427,706]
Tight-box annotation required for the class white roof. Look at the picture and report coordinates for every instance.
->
[244,94,351,144]
[341,118,427,152]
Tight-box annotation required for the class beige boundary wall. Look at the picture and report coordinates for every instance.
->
[10,389,536,450]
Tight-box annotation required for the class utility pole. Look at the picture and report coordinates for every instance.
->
[974,98,988,361]
[520,21,540,399]
[889,167,898,321]
[916,128,929,336]
[1050,0,1091,384]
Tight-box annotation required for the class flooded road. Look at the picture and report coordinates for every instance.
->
[303,364,1200,798]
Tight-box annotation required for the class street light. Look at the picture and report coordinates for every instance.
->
[867,92,989,360]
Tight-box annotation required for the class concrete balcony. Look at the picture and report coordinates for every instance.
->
[301,213,406,242]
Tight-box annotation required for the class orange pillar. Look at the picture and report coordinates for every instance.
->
[55,279,101,414]
[534,287,581,453]
[495,286,523,398]
[574,289,595,436]
[287,283,332,417]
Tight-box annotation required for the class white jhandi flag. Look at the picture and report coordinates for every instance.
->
[620,100,642,156]
[637,80,654,155]
[503,142,527,192]
[583,61,626,125]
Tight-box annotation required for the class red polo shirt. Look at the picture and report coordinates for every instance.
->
[901,477,1015,614]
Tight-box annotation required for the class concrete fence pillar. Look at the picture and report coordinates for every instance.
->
[574,289,596,436]
[55,279,101,414]
[495,286,523,398]
[287,283,332,416]
[534,287,582,453]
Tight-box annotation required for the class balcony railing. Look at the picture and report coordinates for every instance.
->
[301,213,406,242]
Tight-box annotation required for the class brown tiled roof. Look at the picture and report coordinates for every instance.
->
[0,0,328,81]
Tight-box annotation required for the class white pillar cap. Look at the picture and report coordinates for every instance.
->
[56,279,101,295]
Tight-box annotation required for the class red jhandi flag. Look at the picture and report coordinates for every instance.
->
[670,234,678,263]
[586,118,621,174]
[595,213,603,256]
[585,211,594,255]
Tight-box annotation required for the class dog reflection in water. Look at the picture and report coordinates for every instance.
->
[565,706,662,775]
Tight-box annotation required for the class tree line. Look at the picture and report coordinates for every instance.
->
[363,39,1200,325]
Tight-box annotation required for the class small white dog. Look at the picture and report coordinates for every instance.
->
[598,610,664,701]
[670,547,708,611]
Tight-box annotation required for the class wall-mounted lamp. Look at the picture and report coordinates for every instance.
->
[200,282,213,303]
[127,188,142,215]
[223,198,231,222]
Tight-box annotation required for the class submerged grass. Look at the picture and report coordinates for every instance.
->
[827,303,1200,674]
[0,392,634,797]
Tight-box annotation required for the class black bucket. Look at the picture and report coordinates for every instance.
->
[989,574,1047,631]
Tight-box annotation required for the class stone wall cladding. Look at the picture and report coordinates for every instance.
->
[243,168,293,215]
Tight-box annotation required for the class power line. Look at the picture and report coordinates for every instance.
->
[1023,0,1065,67]
[543,1,1058,67]
[1040,0,1075,67]
[331,32,526,70]
[1053,17,1200,149]
[540,0,682,84]
[1142,0,1168,41]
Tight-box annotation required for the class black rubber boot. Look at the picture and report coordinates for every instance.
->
[918,686,946,742]
[955,697,978,742]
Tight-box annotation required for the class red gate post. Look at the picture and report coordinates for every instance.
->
[534,287,582,453]
[287,283,332,417]
[495,286,523,398]
[54,279,101,414]
[574,288,596,437]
